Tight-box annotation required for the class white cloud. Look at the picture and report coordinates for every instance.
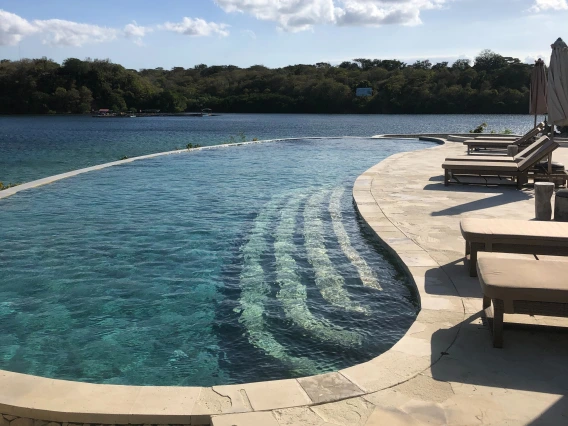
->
[123,21,153,46]
[214,0,448,31]
[1,10,230,47]
[162,17,230,37]
[33,19,117,46]
[0,10,117,46]
[215,0,336,32]
[124,21,152,38]
[242,29,257,39]
[530,0,568,12]
[0,9,38,45]
[336,0,447,27]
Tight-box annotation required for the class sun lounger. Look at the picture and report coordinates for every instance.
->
[443,139,559,188]
[445,136,549,163]
[462,123,546,154]
[449,135,520,143]
[477,255,568,347]
[460,218,568,277]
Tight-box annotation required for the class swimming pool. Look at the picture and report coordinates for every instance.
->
[0,137,431,386]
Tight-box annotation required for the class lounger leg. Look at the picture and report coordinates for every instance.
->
[465,241,470,257]
[483,295,491,310]
[517,173,528,189]
[492,299,504,348]
[469,242,481,277]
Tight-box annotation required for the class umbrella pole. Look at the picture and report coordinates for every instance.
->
[549,132,554,179]
[534,80,539,128]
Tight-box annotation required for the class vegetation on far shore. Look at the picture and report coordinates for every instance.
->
[0,182,21,191]
[0,50,535,115]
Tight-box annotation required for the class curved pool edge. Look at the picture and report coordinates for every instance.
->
[0,135,459,426]
[345,136,465,391]
[0,137,351,200]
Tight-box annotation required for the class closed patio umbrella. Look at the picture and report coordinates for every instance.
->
[530,58,547,128]
[548,38,568,129]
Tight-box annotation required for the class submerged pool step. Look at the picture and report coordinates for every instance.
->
[329,187,382,291]
[237,193,318,374]
[274,194,362,347]
[304,191,368,314]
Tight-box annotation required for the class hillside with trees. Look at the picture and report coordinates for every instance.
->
[0,50,534,115]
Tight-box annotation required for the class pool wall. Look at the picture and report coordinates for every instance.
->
[0,135,466,425]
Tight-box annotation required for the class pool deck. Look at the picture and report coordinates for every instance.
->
[2,137,568,425]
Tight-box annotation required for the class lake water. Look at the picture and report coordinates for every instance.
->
[0,114,539,184]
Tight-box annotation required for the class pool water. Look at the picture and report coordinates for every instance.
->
[0,137,430,386]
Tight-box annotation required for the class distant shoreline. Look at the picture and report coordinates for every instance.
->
[0,112,536,116]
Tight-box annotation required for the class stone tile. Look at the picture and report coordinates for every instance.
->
[461,297,483,314]
[391,374,454,404]
[356,204,380,213]
[340,360,406,393]
[228,379,312,411]
[5,377,142,423]
[399,400,447,425]
[211,412,279,426]
[364,407,423,426]
[298,372,364,404]
[420,295,463,313]
[341,351,431,393]
[407,266,457,296]
[415,308,464,327]
[273,407,329,426]
[129,386,201,424]
[440,394,504,425]
[397,252,439,268]
[193,387,237,420]
[312,397,375,426]
[375,230,408,240]
[363,388,413,411]
[390,337,433,357]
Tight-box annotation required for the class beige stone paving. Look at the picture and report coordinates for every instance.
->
[213,140,568,425]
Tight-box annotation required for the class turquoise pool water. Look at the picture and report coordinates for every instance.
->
[0,137,430,386]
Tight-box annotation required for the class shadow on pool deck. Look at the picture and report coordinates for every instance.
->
[424,254,568,425]
[422,180,534,216]
[429,311,568,424]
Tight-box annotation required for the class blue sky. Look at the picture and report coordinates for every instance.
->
[1,0,567,69]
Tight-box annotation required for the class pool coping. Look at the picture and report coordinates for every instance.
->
[0,135,464,425]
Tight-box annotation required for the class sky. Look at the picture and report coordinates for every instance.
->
[0,0,567,69]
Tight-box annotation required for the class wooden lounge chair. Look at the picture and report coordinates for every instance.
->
[462,122,546,154]
[445,136,549,163]
[460,218,568,277]
[477,255,568,347]
[443,139,559,189]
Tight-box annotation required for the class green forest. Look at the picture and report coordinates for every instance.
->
[0,50,535,115]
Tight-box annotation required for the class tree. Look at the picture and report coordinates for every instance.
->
[452,59,471,70]
[412,60,432,70]
[0,52,533,115]
[474,50,507,72]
